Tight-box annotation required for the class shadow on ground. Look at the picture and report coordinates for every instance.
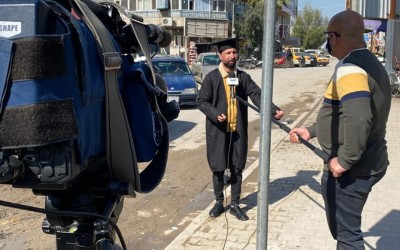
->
[241,170,321,210]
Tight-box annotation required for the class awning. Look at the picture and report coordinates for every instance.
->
[364,19,387,32]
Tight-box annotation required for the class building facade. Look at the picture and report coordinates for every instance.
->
[347,0,400,71]
[100,0,298,61]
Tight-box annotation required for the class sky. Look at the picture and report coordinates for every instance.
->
[297,0,346,19]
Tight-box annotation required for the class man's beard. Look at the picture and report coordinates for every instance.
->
[223,60,236,70]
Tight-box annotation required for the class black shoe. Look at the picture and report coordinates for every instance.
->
[230,205,249,221]
[209,203,225,217]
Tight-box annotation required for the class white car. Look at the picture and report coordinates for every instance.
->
[191,52,220,84]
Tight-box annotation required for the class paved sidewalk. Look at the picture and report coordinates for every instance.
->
[165,97,400,250]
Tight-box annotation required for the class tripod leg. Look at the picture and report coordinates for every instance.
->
[42,180,126,250]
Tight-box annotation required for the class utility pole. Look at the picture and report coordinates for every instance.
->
[232,1,236,38]
[385,0,397,72]
[346,0,352,10]
[257,0,276,249]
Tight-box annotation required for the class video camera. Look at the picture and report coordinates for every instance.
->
[0,0,178,248]
[0,0,177,192]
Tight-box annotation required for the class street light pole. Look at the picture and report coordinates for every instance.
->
[257,0,276,249]
[385,0,396,72]
[346,0,352,10]
[232,1,235,38]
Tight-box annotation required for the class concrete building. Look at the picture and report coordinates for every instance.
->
[99,0,298,62]
[347,0,400,71]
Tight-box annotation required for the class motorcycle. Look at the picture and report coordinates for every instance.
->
[237,56,262,69]
[389,68,400,97]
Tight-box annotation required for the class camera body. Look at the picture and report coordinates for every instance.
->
[0,0,175,192]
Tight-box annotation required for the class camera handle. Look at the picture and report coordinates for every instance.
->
[40,179,132,250]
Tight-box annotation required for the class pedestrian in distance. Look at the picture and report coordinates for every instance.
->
[289,10,391,249]
[197,39,284,221]
[285,47,293,62]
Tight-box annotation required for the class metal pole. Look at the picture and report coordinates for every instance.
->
[256,0,276,249]
[346,0,352,10]
[385,0,397,72]
[232,1,235,38]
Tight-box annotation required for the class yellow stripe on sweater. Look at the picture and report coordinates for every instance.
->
[325,63,369,101]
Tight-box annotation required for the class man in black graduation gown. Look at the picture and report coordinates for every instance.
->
[197,40,284,221]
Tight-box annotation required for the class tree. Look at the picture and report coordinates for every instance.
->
[235,0,292,50]
[291,4,329,49]
[236,1,264,49]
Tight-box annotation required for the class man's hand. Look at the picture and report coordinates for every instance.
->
[274,110,284,120]
[328,157,347,178]
[289,127,311,143]
[217,113,227,123]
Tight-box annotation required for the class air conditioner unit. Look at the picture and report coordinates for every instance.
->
[161,17,173,26]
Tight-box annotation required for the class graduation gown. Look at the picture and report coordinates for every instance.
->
[198,68,279,172]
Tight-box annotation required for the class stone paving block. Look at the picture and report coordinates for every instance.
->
[180,246,204,250]
[165,98,400,250]
[186,237,201,245]
[223,241,249,250]
[197,238,223,247]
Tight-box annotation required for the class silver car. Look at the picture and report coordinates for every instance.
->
[191,52,220,84]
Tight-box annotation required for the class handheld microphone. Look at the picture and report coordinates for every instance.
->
[227,71,238,99]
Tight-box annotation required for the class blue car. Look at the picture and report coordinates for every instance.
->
[152,55,198,106]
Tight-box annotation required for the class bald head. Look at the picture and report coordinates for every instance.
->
[327,10,366,59]
[330,10,364,40]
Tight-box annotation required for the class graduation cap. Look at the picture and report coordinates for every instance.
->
[212,39,238,53]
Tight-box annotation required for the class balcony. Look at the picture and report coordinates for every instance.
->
[131,10,229,20]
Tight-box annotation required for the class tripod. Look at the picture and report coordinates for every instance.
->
[36,176,133,250]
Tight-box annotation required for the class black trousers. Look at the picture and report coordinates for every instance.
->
[212,131,243,205]
[212,168,242,205]
[321,170,386,250]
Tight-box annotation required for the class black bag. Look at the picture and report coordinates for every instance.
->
[0,0,175,193]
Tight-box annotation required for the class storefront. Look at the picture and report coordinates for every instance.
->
[364,19,387,58]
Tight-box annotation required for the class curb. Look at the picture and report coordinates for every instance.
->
[165,96,324,250]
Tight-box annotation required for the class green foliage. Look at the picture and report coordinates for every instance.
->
[235,1,328,50]
[236,1,264,48]
[291,4,329,49]
[241,0,290,8]
[234,0,304,49]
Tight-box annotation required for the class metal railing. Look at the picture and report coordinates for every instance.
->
[131,10,228,19]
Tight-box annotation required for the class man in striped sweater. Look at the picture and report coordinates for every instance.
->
[289,10,391,249]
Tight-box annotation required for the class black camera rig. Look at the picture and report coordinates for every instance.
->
[0,0,177,249]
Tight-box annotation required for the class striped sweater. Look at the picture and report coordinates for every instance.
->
[308,49,391,176]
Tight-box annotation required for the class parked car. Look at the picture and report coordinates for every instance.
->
[306,53,318,67]
[151,55,198,106]
[191,52,220,84]
[305,49,331,58]
[292,52,311,67]
[274,52,287,65]
[289,47,302,53]
[314,54,330,66]
[304,49,321,54]
[273,52,293,68]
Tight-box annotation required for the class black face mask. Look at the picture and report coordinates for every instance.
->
[325,39,332,55]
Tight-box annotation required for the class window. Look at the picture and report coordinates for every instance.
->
[136,0,156,10]
[182,0,194,10]
[171,0,179,9]
[212,0,225,11]
[203,55,219,66]
[120,0,128,8]
[174,35,183,47]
